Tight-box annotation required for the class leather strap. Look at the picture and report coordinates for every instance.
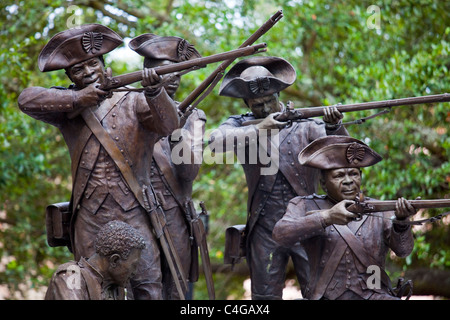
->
[81,108,145,207]
[308,198,348,299]
[310,239,347,300]
[364,211,450,226]
[334,224,393,290]
[70,92,127,182]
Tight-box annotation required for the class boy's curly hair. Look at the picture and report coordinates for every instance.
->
[94,220,146,259]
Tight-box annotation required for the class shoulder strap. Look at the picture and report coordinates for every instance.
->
[310,240,347,300]
[70,92,128,180]
[334,224,393,290]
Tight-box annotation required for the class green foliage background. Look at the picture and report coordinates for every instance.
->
[0,0,449,299]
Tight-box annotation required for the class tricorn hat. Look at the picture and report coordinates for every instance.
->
[298,135,383,170]
[38,24,123,72]
[129,33,201,62]
[219,56,296,99]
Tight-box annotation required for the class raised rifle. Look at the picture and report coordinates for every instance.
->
[102,43,267,91]
[178,10,284,123]
[347,196,450,225]
[241,93,450,126]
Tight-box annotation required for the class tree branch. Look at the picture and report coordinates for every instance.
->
[115,0,171,24]
[165,0,175,16]
[86,0,137,28]
[0,217,17,226]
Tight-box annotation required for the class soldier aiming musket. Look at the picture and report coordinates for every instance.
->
[273,135,417,300]
[18,24,181,300]
[242,93,450,126]
[101,43,268,92]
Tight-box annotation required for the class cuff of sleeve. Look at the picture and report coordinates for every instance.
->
[392,220,411,233]
[325,120,342,132]
[144,86,162,97]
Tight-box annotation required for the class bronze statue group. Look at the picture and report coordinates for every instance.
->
[18,22,448,300]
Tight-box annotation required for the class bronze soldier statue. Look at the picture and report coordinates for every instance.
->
[273,135,417,300]
[18,24,180,300]
[208,56,348,299]
[129,33,207,300]
[45,220,146,300]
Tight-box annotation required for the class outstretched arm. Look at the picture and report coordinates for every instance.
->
[138,68,180,136]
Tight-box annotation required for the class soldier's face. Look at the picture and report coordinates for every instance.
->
[159,60,181,99]
[144,59,180,99]
[67,57,106,89]
[108,248,142,287]
[246,93,280,118]
[321,168,362,201]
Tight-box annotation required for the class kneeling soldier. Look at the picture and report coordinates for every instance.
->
[273,135,416,300]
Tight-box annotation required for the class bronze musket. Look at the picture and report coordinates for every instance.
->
[242,93,450,126]
[348,196,450,225]
[102,43,267,91]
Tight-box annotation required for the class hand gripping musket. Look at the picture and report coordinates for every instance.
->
[184,200,215,300]
[347,196,450,226]
[242,93,450,126]
[177,10,284,124]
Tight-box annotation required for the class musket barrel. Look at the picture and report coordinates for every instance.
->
[282,93,450,120]
[334,93,450,113]
[240,10,283,48]
[360,198,450,212]
[243,93,450,126]
[154,42,267,75]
